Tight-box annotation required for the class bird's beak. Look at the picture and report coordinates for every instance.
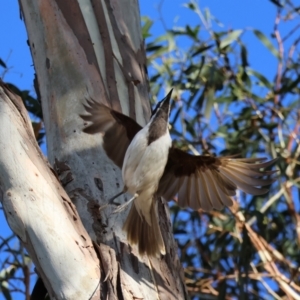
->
[160,89,173,109]
[164,89,173,103]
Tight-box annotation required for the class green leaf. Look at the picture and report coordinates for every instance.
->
[247,68,273,89]
[231,84,244,100]
[204,7,211,24]
[278,75,300,94]
[1,284,12,300]
[185,25,200,40]
[253,30,280,59]
[240,44,248,68]
[184,65,198,75]
[220,30,243,49]
[204,88,215,119]
[141,17,153,39]
[183,2,196,11]
[192,44,213,57]
[262,122,278,131]
[146,44,163,52]
[147,46,169,60]
[216,96,233,103]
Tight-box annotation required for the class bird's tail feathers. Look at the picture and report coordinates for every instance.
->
[123,200,165,257]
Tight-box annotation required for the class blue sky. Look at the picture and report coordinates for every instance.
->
[0,0,280,89]
[141,0,278,75]
[0,0,287,298]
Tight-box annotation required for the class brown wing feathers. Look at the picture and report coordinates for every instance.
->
[80,98,142,169]
[81,99,114,133]
[158,148,277,211]
[218,158,277,195]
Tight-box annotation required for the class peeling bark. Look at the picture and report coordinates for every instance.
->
[0,82,100,299]
[10,0,188,299]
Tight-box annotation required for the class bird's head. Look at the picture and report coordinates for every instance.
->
[146,89,173,145]
[150,89,173,122]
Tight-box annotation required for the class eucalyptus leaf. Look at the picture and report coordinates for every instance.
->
[253,29,281,59]
[220,30,243,49]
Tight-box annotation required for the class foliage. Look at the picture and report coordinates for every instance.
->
[0,228,33,300]
[144,0,300,299]
[1,0,300,299]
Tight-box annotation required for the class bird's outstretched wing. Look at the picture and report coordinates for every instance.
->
[158,147,277,211]
[80,99,142,169]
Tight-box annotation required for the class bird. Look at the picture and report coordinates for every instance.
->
[80,90,277,257]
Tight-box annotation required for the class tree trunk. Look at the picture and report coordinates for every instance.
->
[0,82,100,299]
[0,0,188,299]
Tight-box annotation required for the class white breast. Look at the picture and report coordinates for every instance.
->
[122,124,172,195]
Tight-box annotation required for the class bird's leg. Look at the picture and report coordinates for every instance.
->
[108,190,127,205]
[99,187,127,211]
[113,193,138,214]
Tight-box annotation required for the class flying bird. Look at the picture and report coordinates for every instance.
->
[80,90,276,256]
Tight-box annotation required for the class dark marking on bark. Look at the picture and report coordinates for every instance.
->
[53,158,70,175]
[103,0,139,119]
[92,242,109,298]
[132,79,140,86]
[127,81,136,121]
[94,177,103,192]
[33,73,42,107]
[112,52,136,120]
[113,232,121,260]
[160,258,171,286]
[104,2,152,121]
[46,57,50,69]
[55,0,110,104]
[61,195,77,216]
[91,0,121,111]
[87,200,102,222]
[116,264,125,300]
[55,0,98,68]
[130,251,139,274]
[99,218,106,232]
[61,171,74,187]
[87,200,105,237]
[49,167,60,181]
[98,244,120,298]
